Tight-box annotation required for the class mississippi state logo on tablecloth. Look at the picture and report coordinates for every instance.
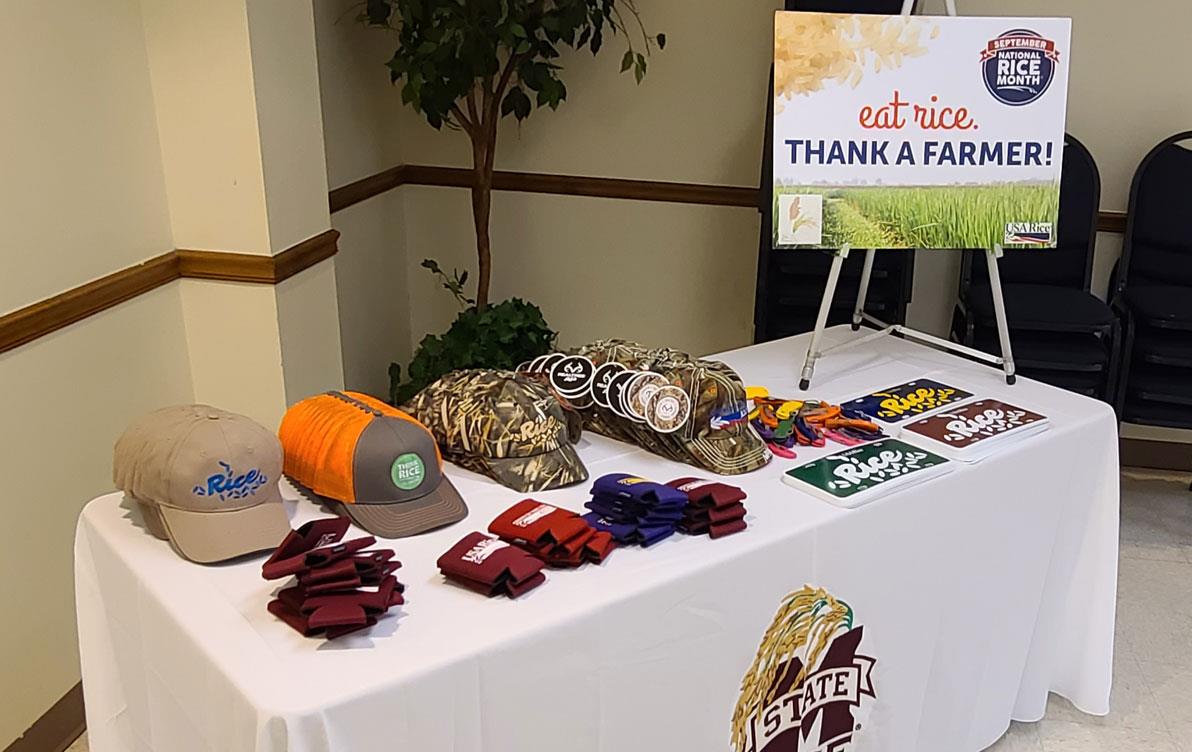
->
[732,587,876,752]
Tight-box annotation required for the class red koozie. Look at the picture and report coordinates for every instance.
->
[489,500,590,548]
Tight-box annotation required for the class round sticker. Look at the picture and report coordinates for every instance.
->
[606,370,638,419]
[616,374,647,423]
[647,385,692,433]
[538,353,565,374]
[549,355,595,396]
[590,362,626,408]
[626,372,668,420]
[390,452,426,490]
[515,360,533,373]
[980,28,1059,107]
[528,354,551,372]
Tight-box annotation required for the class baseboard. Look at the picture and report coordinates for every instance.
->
[3,683,84,752]
[1121,438,1192,472]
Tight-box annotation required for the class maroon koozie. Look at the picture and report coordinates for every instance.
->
[667,478,747,508]
[262,518,350,572]
[296,550,399,590]
[709,518,747,539]
[288,575,404,616]
[261,535,377,580]
[686,502,746,525]
[438,532,546,597]
[267,598,377,638]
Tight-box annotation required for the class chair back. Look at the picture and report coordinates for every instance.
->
[964,133,1100,291]
[1119,132,1192,292]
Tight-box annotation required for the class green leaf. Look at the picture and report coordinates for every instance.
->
[657,33,667,50]
[620,49,634,72]
[510,22,527,38]
[501,86,532,120]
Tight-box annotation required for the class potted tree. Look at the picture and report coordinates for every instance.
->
[360,1,664,403]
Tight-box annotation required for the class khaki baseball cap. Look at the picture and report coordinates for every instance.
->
[113,405,290,564]
[278,391,467,538]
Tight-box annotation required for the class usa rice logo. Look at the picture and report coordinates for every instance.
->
[1004,222,1054,245]
[980,29,1060,107]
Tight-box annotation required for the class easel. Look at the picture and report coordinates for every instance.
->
[797,0,1017,389]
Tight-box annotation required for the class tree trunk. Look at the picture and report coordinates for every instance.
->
[470,130,495,310]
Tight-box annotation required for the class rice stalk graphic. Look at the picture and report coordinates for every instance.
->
[731,586,854,752]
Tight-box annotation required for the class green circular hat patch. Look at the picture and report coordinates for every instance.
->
[390,453,426,490]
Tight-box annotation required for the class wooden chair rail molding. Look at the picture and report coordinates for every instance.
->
[0,161,1129,357]
[328,162,1130,232]
[0,230,338,356]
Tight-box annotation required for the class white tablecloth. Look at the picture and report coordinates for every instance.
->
[75,327,1119,752]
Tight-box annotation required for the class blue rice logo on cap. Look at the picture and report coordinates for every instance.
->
[980,29,1060,107]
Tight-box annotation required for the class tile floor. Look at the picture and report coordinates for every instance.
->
[61,471,1192,752]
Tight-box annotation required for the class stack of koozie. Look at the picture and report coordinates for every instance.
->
[582,472,688,547]
[261,518,404,639]
[489,499,617,567]
[667,477,748,539]
[437,532,547,598]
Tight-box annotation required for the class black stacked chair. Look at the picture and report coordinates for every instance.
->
[1114,131,1192,426]
[754,0,914,344]
[951,134,1120,401]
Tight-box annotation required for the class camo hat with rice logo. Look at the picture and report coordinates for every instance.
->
[403,369,589,492]
[576,340,771,475]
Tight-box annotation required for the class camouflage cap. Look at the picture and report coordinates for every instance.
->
[665,362,771,475]
[577,340,771,475]
[403,369,588,492]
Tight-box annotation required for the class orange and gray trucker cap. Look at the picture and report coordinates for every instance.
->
[278,391,467,538]
[113,405,290,563]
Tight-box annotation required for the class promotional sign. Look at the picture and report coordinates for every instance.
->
[772,12,1071,249]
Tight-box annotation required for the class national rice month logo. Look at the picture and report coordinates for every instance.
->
[981,29,1060,106]
[732,587,876,752]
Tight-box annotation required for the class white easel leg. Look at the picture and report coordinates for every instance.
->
[985,245,1017,385]
[800,247,850,390]
[851,248,876,332]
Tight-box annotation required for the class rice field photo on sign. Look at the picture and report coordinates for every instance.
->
[772,12,1071,250]
[773,183,1059,249]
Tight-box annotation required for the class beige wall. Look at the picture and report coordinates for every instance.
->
[319,0,1192,383]
[1,0,341,744]
[0,287,196,747]
[140,0,271,254]
[0,1,195,743]
[0,0,173,311]
[314,0,412,395]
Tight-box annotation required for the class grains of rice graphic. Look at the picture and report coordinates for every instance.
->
[774,14,936,107]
